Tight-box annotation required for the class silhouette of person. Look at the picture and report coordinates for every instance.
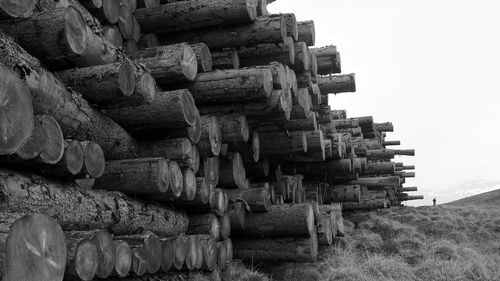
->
[433,198,436,206]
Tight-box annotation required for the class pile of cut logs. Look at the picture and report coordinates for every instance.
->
[0,0,421,280]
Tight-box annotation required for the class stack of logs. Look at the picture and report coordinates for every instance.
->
[0,0,421,280]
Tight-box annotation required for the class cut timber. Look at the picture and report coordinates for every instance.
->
[366,149,395,161]
[65,236,98,281]
[348,176,400,187]
[232,203,314,237]
[118,5,134,39]
[103,89,196,134]
[292,42,310,72]
[212,49,240,70]
[129,245,147,276]
[103,25,123,48]
[260,131,307,156]
[94,157,169,196]
[80,141,106,178]
[250,114,317,132]
[172,236,187,270]
[160,238,173,272]
[0,0,37,18]
[178,168,197,201]
[0,30,136,160]
[84,0,120,24]
[120,0,137,12]
[225,188,271,212]
[171,176,210,209]
[191,43,213,72]
[0,168,188,236]
[362,162,395,175]
[198,156,220,188]
[394,149,415,156]
[297,20,315,46]
[86,231,115,278]
[219,114,250,144]
[297,130,325,161]
[197,235,217,271]
[187,213,220,240]
[112,240,132,278]
[239,37,295,67]
[56,61,157,107]
[317,214,332,246]
[157,14,287,50]
[219,152,246,189]
[37,115,65,164]
[169,108,202,145]
[317,74,356,94]
[135,0,258,33]
[131,43,197,84]
[384,140,401,146]
[375,122,394,132]
[290,88,311,119]
[138,33,158,49]
[343,199,388,211]
[281,13,298,40]
[198,115,222,157]
[2,113,43,160]
[403,165,415,170]
[3,214,66,281]
[219,213,231,240]
[216,241,227,267]
[257,0,267,16]
[233,231,317,262]
[167,161,183,197]
[400,195,424,201]
[48,140,85,179]
[323,185,361,203]
[138,138,199,172]
[311,45,341,75]
[228,202,247,231]
[116,232,162,274]
[0,64,33,155]
[167,68,273,104]
[183,236,199,270]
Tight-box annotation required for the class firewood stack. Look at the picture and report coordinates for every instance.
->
[0,0,421,280]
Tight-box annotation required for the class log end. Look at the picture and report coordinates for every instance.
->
[92,231,115,279]
[161,239,174,272]
[173,236,187,270]
[137,72,157,102]
[246,0,259,21]
[118,62,136,97]
[181,90,197,126]
[113,241,132,278]
[220,213,231,240]
[64,6,88,55]
[38,115,64,164]
[74,240,99,281]
[251,131,260,163]
[183,168,197,201]
[65,140,85,175]
[84,142,106,178]
[199,44,213,72]
[182,44,198,81]
[104,0,121,24]
[0,0,37,18]
[187,108,202,144]
[240,115,250,143]
[169,161,183,197]
[209,116,222,156]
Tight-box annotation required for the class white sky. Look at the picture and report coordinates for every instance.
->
[269,0,500,205]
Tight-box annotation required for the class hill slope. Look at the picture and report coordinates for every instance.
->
[446,188,500,207]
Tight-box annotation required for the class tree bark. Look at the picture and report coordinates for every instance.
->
[362,162,395,175]
[233,231,317,262]
[348,176,401,188]
[190,43,212,73]
[297,20,315,46]
[116,231,162,274]
[211,49,240,70]
[311,45,341,75]
[317,73,356,94]
[0,168,189,236]
[260,131,307,156]
[323,185,361,203]
[187,213,220,240]
[137,138,199,173]
[218,114,250,144]
[134,0,258,34]
[239,37,295,67]
[198,115,222,157]
[36,115,65,164]
[225,188,271,212]
[219,152,246,189]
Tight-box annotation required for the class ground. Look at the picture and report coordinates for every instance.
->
[222,200,500,281]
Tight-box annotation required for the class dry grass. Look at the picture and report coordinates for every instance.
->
[223,205,500,281]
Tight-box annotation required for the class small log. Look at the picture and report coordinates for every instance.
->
[292,42,310,72]
[224,238,233,264]
[169,107,202,144]
[134,0,258,34]
[219,152,246,189]
[160,238,173,272]
[257,0,267,16]
[225,188,271,212]
[384,140,401,146]
[211,49,240,70]
[177,168,197,201]
[317,74,356,94]
[130,245,148,276]
[394,149,415,156]
[103,25,123,48]
[323,185,361,203]
[166,161,184,197]
[219,114,250,144]
[244,157,270,181]
[112,240,132,278]
[138,33,159,50]
[197,235,217,271]
[348,176,400,188]
[232,203,314,237]
[317,214,332,246]
[124,39,138,56]
[132,15,141,42]
[116,232,162,274]
[216,241,227,268]
[260,131,307,156]
[311,45,341,75]
[103,89,197,134]
[251,114,317,132]
[80,141,106,178]
[297,20,315,46]
[65,236,99,281]
[91,231,116,278]
[239,37,295,67]
[172,177,210,209]
[187,213,220,240]
[46,140,85,179]
[228,202,247,231]
[197,156,220,188]
[233,231,317,262]
[131,43,197,84]
[137,138,199,172]
[281,13,298,40]
[290,88,312,119]
[191,43,213,72]
[85,0,120,24]
[117,5,134,39]
[343,199,388,211]
[198,115,222,157]
[362,162,395,175]
[403,165,415,170]
[0,0,37,18]
[184,236,199,270]
[172,236,187,270]
[293,130,324,161]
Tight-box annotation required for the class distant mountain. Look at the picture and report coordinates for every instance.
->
[446,188,500,207]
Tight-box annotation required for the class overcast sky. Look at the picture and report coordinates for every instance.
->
[269,0,500,205]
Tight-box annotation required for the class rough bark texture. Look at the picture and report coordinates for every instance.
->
[198,115,222,157]
[323,185,361,203]
[317,74,356,94]
[239,37,295,67]
[137,138,199,173]
[311,45,341,75]
[260,131,307,156]
[0,168,188,236]
[135,0,258,34]
[225,188,271,212]
[186,213,220,240]
[211,49,240,70]
[190,43,212,72]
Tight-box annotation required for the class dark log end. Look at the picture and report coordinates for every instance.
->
[64,6,88,55]
[103,25,123,49]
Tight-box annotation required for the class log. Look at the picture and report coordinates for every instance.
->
[218,114,250,144]
[112,240,132,278]
[400,195,423,201]
[317,74,356,94]
[103,25,123,48]
[64,236,99,281]
[190,43,212,73]
[311,45,341,75]
[167,68,273,104]
[0,30,136,160]
[46,140,85,179]
[281,13,298,40]
[348,176,400,188]
[131,43,197,84]
[80,141,106,178]
[238,37,295,67]
[171,177,210,209]
[317,214,332,246]
[183,236,199,270]
[138,33,158,50]
[187,213,220,240]
[403,165,415,170]
[197,235,217,271]
[323,185,361,203]
[137,138,199,173]
[297,20,315,46]
[103,89,197,134]
[375,122,394,132]
[290,88,311,119]
[84,0,120,24]
[400,172,415,178]
[362,162,395,175]
[216,241,227,268]
[211,49,240,70]
[232,203,314,237]
[343,199,388,211]
[121,0,137,12]
[292,42,310,72]
[0,168,188,236]
[158,14,286,49]
[132,15,141,42]
[171,236,188,270]
[366,149,395,161]
[160,238,173,272]
[130,245,148,276]
[37,115,65,164]
[94,157,169,196]
[117,232,162,274]
[257,0,267,16]
[219,152,246,189]
[224,238,233,265]
[228,202,247,231]
[260,131,307,156]
[250,114,317,132]
[394,149,415,156]
[135,0,258,33]
[0,0,37,18]
[219,213,231,241]
[198,115,222,157]
[0,64,34,155]
[2,214,66,281]
[233,231,317,262]
[197,156,220,188]
[56,61,157,107]
[384,140,401,146]
[169,107,202,144]
[225,188,271,212]
[293,130,324,161]
[244,157,270,181]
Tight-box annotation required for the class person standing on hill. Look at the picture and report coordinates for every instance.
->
[433,198,436,206]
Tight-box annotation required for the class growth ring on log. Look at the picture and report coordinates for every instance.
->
[0,0,37,18]
[64,6,88,55]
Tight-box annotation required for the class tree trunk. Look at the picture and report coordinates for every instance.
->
[64,235,99,281]
[297,20,315,46]
[260,131,306,156]
[0,168,188,236]
[232,203,314,237]
[168,108,202,144]
[187,213,220,240]
[103,89,197,134]
[317,73,356,94]
[211,49,240,70]
[239,37,295,67]
[323,185,361,203]
[196,235,217,271]
[348,176,400,188]
[233,231,317,262]
[198,115,222,157]
[225,188,271,212]
[366,149,395,160]
[197,156,220,189]
[375,122,394,132]
[137,138,199,173]
[362,162,395,175]
[190,43,212,73]
[135,0,258,34]
[219,152,246,189]
[311,45,341,75]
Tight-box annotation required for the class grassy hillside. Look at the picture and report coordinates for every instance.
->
[446,188,500,207]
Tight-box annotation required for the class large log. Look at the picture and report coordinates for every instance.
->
[218,152,246,189]
[233,231,317,262]
[211,49,240,70]
[317,74,356,94]
[0,0,38,18]
[131,43,197,84]
[297,20,315,46]
[0,64,33,155]
[0,30,136,160]
[103,89,197,134]
[135,0,258,33]
[168,107,202,144]
[232,203,314,237]
[198,115,222,157]
[225,188,271,212]
[311,45,341,75]
[239,37,295,67]
[137,138,199,173]
[158,14,287,49]
[0,168,188,236]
